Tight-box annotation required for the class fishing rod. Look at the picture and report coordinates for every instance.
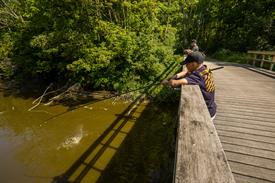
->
[75,66,224,101]
[39,61,181,125]
[210,66,224,71]
[39,65,224,125]
[68,66,224,103]
[161,66,224,86]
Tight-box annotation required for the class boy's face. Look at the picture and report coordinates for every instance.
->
[186,62,199,72]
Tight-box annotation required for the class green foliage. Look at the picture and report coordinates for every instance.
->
[0,0,179,93]
[0,33,13,60]
[0,0,274,92]
[0,33,15,78]
[175,0,275,53]
[212,49,249,64]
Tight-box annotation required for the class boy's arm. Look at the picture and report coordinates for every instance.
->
[170,67,189,79]
[168,78,188,87]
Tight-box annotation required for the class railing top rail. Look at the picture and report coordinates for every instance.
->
[247,51,275,55]
[173,85,235,183]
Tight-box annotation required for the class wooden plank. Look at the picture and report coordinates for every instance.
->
[219,135,275,152]
[217,102,275,110]
[216,97,275,105]
[216,111,275,122]
[174,85,235,183]
[217,108,275,117]
[225,151,275,170]
[216,96,275,103]
[215,118,275,130]
[216,100,275,109]
[216,108,275,118]
[233,173,273,183]
[215,113,275,124]
[216,98,275,105]
[228,161,275,182]
[215,120,275,133]
[217,105,275,115]
[222,143,275,160]
[215,125,275,138]
[217,130,275,145]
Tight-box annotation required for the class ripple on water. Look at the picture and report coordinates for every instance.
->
[56,125,88,150]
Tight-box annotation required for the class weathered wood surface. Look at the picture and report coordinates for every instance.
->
[206,61,275,183]
[174,85,235,183]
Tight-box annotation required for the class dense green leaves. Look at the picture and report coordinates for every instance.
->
[0,0,274,89]
[1,0,179,91]
[175,0,275,52]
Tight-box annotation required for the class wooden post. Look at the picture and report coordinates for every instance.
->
[260,55,264,68]
[252,54,256,66]
[174,85,235,183]
[270,55,275,71]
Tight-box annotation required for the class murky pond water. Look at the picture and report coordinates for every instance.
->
[0,90,177,183]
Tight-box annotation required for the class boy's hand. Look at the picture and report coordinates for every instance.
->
[166,74,177,81]
[168,79,177,87]
[162,79,176,88]
[161,79,169,86]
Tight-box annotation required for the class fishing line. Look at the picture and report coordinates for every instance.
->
[39,61,181,125]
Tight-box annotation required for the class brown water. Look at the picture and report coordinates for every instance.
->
[0,90,177,183]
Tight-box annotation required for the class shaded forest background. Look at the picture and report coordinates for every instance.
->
[0,0,274,92]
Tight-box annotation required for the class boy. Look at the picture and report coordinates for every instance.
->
[191,39,199,51]
[168,51,216,121]
[183,39,199,55]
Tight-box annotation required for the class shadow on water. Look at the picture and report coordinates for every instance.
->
[52,95,179,183]
[52,94,144,183]
[51,62,180,183]
[95,102,178,183]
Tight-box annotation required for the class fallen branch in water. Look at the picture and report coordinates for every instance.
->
[47,89,68,102]
[28,83,53,111]
[43,100,53,106]
[46,83,81,103]
[32,84,68,104]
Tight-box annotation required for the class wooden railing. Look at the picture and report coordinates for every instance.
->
[247,51,275,71]
[173,85,235,183]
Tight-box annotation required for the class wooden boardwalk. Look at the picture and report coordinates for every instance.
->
[207,61,275,183]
